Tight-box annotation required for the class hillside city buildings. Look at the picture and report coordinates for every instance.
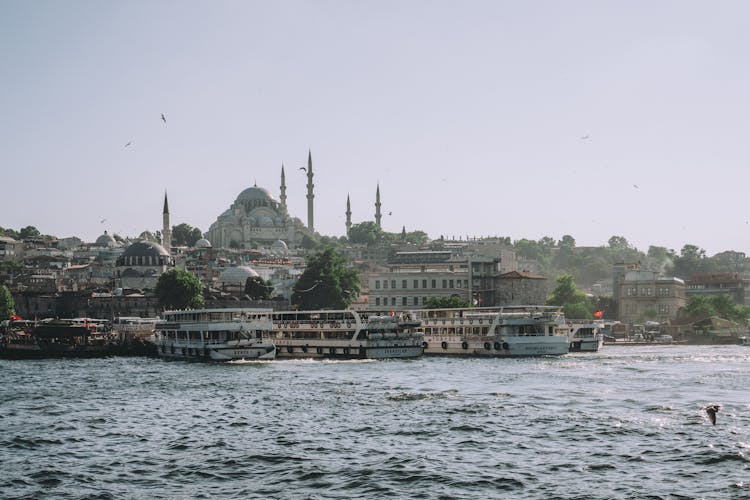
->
[2,151,744,329]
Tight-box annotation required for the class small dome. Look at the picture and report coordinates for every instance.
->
[218,265,259,284]
[95,231,116,247]
[271,240,288,252]
[195,238,212,248]
[235,186,276,203]
[138,231,157,242]
[122,240,170,258]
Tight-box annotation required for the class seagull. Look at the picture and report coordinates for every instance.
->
[124,141,132,148]
[705,404,721,425]
[299,167,307,173]
[100,218,107,223]
[161,113,167,124]
[388,211,392,216]
[580,135,590,140]
[633,184,639,189]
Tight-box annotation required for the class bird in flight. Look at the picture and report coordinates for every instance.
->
[124,141,132,148]
[161,113,167,124]
[100,218,107,223]
[704,404,721,425]
[299,167,307,173]
[580,135,590,140]
[633,184,639,189]
[388,211,392,216]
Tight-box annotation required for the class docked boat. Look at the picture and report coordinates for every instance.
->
[267,309,423,359]
[1,318,155,359]
[154,308,277,361]
[568,322,604,352]
[411,306,570,357]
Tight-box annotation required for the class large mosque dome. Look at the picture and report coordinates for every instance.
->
[236,186,276,203]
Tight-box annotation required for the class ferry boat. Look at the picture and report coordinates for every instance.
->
[568,322,604,352]
[1,318,154,359]
[411,306,570,357]
[154,308,276,362]
[113,316,159,340]
[266,309,423,359]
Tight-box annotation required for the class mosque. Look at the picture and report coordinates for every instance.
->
[205,151,385,249]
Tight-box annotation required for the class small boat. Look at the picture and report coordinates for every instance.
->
[267,310,423,359]
[154,308,276,362]
[1,318,155,359]
[568,322,604,352]
[412,306,570,357]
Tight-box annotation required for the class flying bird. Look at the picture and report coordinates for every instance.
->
[161,113,167,124]
[299,167,307,173]
[580,135,590,140]
[388,211,392,216]
[633,184,639,189]
[124,141,132,148]
[705,404,721,425]
[100,218,107,223]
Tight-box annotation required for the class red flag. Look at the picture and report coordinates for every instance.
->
[10,314,22,321]
[594,310,603,319]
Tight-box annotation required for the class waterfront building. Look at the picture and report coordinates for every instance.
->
[617,269,685,324]
[494,271,548,306]
[685,272,750,307]
[0,236,21,262]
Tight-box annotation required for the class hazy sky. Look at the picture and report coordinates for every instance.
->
[2,1,749,255]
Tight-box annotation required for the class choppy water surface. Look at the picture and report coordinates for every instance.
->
[2,345,749,499]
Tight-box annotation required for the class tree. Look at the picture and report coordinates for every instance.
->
[292,248,360,310]
[558,235,576,248]
[348,221,384,246]
[172,223,203,247]
[155,269,204,310]
[0,284,15,321]
[547,275,592,319]
[424,296,471,309]
[0,227,19,239]
[245,276,274,300]
[18,226,41,240]
[671,244,715,278]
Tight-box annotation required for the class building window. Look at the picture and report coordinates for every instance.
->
[391,280,396,289]
[375,297,380,306]
[375,280,380,289]
[414,280,419,289]
[383,280,388,289]
[413,297,419,305]
[423,296,427,304]
[442,279,447,288]
[391,297,396,306]
[402,280,407,289]
[422,280,427,289]
[431,279,436,288]
[402,297,407,306]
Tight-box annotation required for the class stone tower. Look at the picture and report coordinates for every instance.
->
[280,163,287,210]
[306,150,314,232]
[345,194,352,237]
[162,191,171,254]
[375,183,382,228]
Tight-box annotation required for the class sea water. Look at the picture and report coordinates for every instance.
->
[2,345,749,499]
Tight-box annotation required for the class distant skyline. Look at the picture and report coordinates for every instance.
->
[2,1,749,255]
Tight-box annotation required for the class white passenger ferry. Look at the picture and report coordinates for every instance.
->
[568,322,604,352]
[266,309,423,359]
[411,306,570,357]
[154,308,276,361]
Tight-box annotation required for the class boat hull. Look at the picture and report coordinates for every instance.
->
[423,335,569,357]
[156,341,276,362]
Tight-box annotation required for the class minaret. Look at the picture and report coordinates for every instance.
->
[280,163,287,210]
[345,194,352,237]
[306,149,314,232]
[375,183,382,228]
[162,191,171,254]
